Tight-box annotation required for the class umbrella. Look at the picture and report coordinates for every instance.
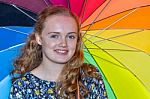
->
[0,0,150,99]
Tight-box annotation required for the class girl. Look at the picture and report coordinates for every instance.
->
[10,6,107,99]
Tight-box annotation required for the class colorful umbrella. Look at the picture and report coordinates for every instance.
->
[0,0,150,99]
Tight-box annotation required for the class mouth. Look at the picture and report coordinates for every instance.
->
[54,49,68,55]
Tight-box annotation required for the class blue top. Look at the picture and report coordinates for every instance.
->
[10,72,107,99]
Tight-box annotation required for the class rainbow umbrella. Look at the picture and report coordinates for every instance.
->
[0,0,150,99]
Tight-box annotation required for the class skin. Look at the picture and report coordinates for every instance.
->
[32,15,78,81]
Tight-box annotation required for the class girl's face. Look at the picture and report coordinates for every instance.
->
[36,15,78,64]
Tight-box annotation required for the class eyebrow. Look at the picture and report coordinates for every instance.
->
[48,32,77,34]
[68,32,77,35]
[48,32,60,34]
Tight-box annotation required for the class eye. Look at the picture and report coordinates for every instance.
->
[49,34,59,39]
[67,34,77,39]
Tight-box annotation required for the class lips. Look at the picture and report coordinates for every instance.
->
[54,49,68,55]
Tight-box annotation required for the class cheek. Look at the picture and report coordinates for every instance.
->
[68,41,77,50]
[42,40,55,49]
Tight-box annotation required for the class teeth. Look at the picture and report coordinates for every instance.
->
[56,50,67,53]
[58,50,66,53]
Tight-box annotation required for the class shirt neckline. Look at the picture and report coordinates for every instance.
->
[26,72,58,84]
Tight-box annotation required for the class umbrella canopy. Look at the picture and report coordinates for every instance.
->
[0,0,150,99]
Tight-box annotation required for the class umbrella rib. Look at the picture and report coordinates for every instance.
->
[43,0,50,6]
[84,42,149,91]
[84,50,125,69]
[99,49,139,52]
[79,0,86,19]
[84,36,134,70]
[0,43,25,53]
[84,36,128,68]
[84,57,91,63]
[66,0,71,10]
[84,9,137,42]
[47,0,53,4]
[80,0,88,24]
[11,4,37,22]
[84,49,99,64]
[84,37,150,90]
[82,0,112,38]
[86,29,143,44]
[1,27,29,35]
[9,0,13,3]
[85,48,139,52]
[84,46,117,98]
[84,31,150,55]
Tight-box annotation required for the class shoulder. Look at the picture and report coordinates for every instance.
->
[10,73,31,98]
[12,72,30,86]
[10,72,31,93]
[80,63,102,79]
[80,63,107,98]
[80,63,103,86]
[81,63,100,71]
[10,72,38,93]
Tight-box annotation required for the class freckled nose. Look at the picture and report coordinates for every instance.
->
[59,38,67,47]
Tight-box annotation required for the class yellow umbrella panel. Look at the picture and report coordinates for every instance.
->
[83,29,150,99]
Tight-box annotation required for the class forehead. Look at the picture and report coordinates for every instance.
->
[42,15,78,33]
[45,14,77,24]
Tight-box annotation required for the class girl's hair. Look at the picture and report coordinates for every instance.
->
[12,6,101,98]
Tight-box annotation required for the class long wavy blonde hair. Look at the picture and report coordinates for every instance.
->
[12,6,100,98]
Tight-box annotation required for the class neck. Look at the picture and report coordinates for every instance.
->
[31,61,65,82]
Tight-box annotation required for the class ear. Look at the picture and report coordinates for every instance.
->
[35,33,42,45]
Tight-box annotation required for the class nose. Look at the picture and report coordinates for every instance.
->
[59,37,67,47]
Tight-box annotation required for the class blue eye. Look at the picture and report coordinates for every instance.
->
[50,35,59,38]
[68,35,76,39]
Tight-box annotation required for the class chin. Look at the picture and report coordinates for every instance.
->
[54,61,68,64]
[53,59,70,64]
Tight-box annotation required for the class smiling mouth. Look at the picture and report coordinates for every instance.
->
[55,49,68,55]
